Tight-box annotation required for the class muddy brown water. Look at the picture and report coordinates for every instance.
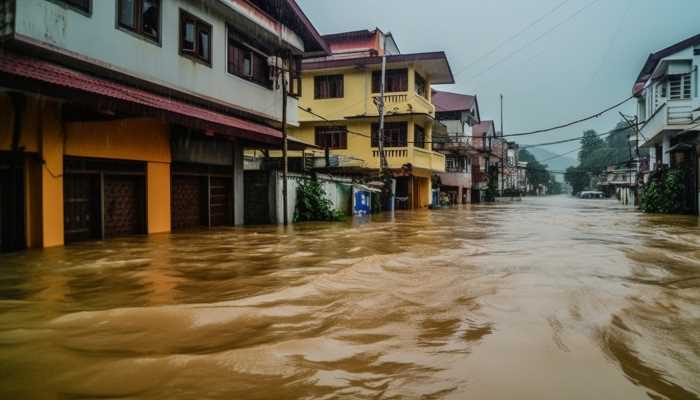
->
[1,196,699,399]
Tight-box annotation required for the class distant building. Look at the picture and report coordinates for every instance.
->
[470,120,498,202]
[431,90,481,204]
[288,28,455,209]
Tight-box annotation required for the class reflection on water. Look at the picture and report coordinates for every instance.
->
[1,196,699,399]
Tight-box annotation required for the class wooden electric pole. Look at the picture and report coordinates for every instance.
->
[377,33,388,173]
[281,59,289,226]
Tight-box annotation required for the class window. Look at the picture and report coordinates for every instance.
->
[314,75,344,99]
[694,46,700,56]
[415,72,427,98]
[180,10,212,66]
[371,122,408,147]
[315,126,348,149]
[668,74,692,100]
[227,32,271,88]
[52,0,90,13]
[289,56,303,97]
[118,0,160,42]
[414,125,425,148]
[372,69,408,93]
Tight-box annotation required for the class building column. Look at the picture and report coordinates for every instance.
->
[146,162,171,234]
[40,100,64,248]
[662,134,671,166]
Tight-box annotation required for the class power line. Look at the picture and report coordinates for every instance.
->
[502,95,635,137]
[468,0,603,82]
[298,106,371,138]
[453,0,573,77]
[521,121,640,149]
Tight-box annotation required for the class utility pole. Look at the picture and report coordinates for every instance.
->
[281,54,289,226]
[500,94,504,196]
[620,112,642,205]
[377,33,388,173]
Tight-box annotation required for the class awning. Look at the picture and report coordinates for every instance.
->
[0,52,313,149]
[652,60,692,80]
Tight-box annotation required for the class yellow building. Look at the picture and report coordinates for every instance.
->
[289,29,453,209]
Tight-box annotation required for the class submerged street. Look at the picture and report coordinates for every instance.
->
[1,196,699,399]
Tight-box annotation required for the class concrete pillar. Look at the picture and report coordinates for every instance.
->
[40,100,64,248]
[233,141,244,226]
[146,162,171,234]
[662,134,671,166]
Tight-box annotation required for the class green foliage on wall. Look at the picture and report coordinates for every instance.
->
[294,175,343,222]
[640,169,687,214]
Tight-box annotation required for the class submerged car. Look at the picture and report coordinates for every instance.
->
[578,191,606,199]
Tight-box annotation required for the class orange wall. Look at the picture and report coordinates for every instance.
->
[65,118,171,163]
[41,101,65,248]
[147,162,171,234]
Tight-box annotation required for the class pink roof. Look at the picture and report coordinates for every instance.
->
[472,120,495,137]
[431,90,476,113]
[0,52,284,144]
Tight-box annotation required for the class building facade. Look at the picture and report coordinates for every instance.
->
[0,0,326,252]
[470,120,498,202]
[634,33,700,214]
[288,28,452,209]
[431,90,480,204]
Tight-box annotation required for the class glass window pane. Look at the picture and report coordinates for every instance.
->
[142,0,159,38]
[243,52,252,76]
[118,0,135,28]
[198,29,210,60]
[182,21,195,51]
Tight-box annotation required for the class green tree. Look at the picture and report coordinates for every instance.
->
[565,166,590,195]
[518,149,559,195]
[294,175,343,222]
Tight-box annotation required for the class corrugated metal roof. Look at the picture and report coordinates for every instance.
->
[432,90,476,112]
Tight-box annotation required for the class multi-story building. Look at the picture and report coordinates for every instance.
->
[634,33,700,213]
[0,0,327,252]
[503,141,520,194]
[289,28,453,209]
[470,120,497,202]
[431,90,480,204]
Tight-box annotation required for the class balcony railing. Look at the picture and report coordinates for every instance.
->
[370,92,435,116]
[641,101,698,145]
[370,147,445,172]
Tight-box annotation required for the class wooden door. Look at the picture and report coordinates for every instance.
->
[104,175,145,238]
[209,177,232,227]
[171,175,205,229]
[244,171,270,225]
[64,173,101,243]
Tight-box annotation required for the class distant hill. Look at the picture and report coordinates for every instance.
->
[526,147,577,181]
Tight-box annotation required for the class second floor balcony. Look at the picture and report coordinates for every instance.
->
[369,92,435,118]
[370,147,445,172]
[641,102,699,146]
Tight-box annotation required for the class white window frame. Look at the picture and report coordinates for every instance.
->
[668,73,692,100]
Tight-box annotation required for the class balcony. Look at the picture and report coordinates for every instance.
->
[370,147,445,172]
[369,92,435,117]
[641,101,699,147]
[433,135,472,153]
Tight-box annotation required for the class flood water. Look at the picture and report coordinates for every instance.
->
[1,196,699,399]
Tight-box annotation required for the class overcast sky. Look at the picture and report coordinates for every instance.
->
[297,0,700,158]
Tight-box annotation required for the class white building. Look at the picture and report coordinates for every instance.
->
[634,33,700,214]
